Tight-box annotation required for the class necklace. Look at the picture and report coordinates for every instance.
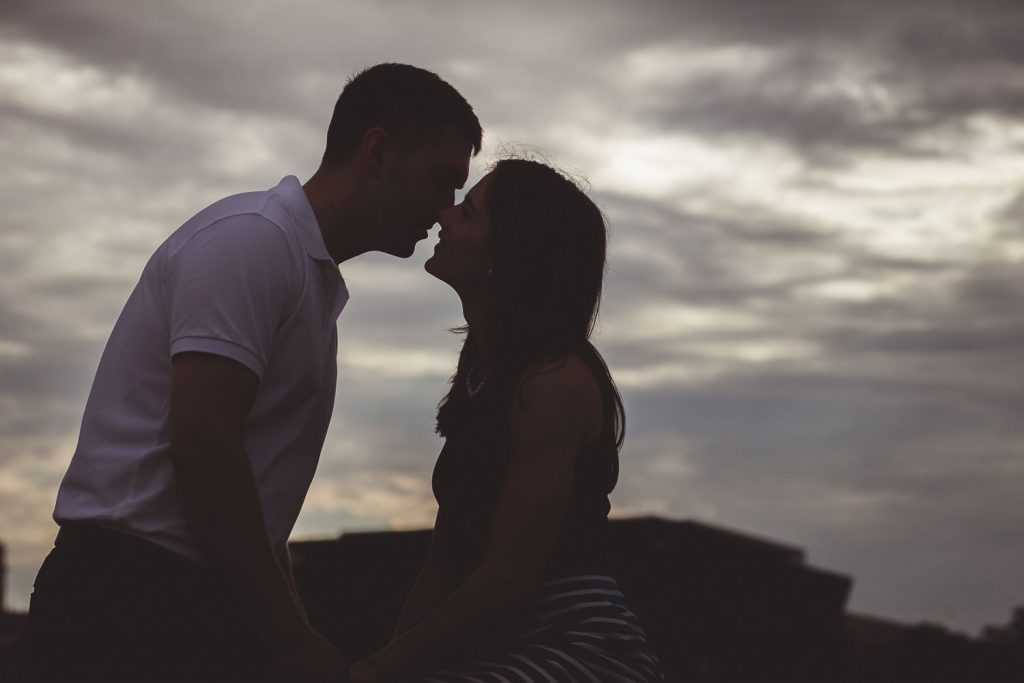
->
[464,360,491,397]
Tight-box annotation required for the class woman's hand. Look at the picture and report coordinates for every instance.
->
[347,663,376,683]
[348,652,394,683]
[268,627,348,683]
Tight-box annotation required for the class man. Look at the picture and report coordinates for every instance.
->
[28,63,482,682]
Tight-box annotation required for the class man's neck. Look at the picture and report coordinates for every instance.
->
[302,168,368,265]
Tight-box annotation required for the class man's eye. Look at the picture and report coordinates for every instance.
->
[435,169,460,189]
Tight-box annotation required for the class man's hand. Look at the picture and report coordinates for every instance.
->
[170,352,333,675]
[270,628,349,683]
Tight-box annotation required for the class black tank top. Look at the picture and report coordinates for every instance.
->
[431,353,618,588]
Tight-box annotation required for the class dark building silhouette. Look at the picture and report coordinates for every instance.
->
[289,516,854,682]
[845,613,1024,683]
[0,543,29,683]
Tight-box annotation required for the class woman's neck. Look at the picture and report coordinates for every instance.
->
[462,302,497,372]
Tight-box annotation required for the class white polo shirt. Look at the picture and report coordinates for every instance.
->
[55,176,348,561]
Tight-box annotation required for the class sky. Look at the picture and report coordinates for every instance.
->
[1,0,1022,635]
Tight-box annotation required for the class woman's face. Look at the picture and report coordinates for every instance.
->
[424,172,494,299]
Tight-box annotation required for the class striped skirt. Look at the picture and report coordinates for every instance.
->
[413,574,665,682]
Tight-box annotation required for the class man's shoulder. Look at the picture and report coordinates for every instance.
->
[161,188,297,260]
[187,187,286,236]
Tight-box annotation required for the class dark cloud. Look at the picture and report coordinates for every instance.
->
[637,48,1021,163]
[882,2,1024,71]
[613,2,1024,160]
[639,56,928,161]
[0,333,104,406]
[598,189,963,328]
[1,0,331,117]
[995,191,1024,245]
[827,323,1024,357]
[958,271,1024,318]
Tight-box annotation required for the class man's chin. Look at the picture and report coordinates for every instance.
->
[423,254,438,275]
[380,241,418,259]
[423,256,448,283]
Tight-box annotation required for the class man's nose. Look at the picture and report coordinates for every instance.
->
[436,204,455,225]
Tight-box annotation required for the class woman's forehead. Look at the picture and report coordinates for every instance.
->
[467,172,494,204]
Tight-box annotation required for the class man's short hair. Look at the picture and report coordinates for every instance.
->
[323,63,482,163]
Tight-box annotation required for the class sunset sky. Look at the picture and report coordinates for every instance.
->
[1,0,1022,635]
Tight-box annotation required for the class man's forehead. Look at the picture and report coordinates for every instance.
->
[432,144,472,186]
[434,125,473,158]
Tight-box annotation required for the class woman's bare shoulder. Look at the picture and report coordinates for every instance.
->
[512,353,602,441]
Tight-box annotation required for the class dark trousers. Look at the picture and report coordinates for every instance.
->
[28,522,274,682]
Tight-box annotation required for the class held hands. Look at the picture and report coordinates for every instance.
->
[269,627,349,683]
[348,649,400,683]
[348,660,384,683]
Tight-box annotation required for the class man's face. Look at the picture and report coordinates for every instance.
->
[376,126,473,258]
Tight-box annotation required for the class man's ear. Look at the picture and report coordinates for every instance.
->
[359,127,391,177]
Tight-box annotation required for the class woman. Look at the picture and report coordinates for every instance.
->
[350,158,664,682]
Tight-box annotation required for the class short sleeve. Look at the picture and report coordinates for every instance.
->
[166,215,298,379]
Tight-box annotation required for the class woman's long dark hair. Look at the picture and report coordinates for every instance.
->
[436,158,626,469]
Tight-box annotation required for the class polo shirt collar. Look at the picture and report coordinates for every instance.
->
[274,175,338,266]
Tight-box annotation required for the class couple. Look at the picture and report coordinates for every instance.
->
[28,63,664,682]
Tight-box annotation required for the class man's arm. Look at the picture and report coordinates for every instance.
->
[169,351,345,682]
[392,509,454,638]
[279,545,310,624]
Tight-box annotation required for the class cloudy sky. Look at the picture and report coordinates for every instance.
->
[1,0,1022,635]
